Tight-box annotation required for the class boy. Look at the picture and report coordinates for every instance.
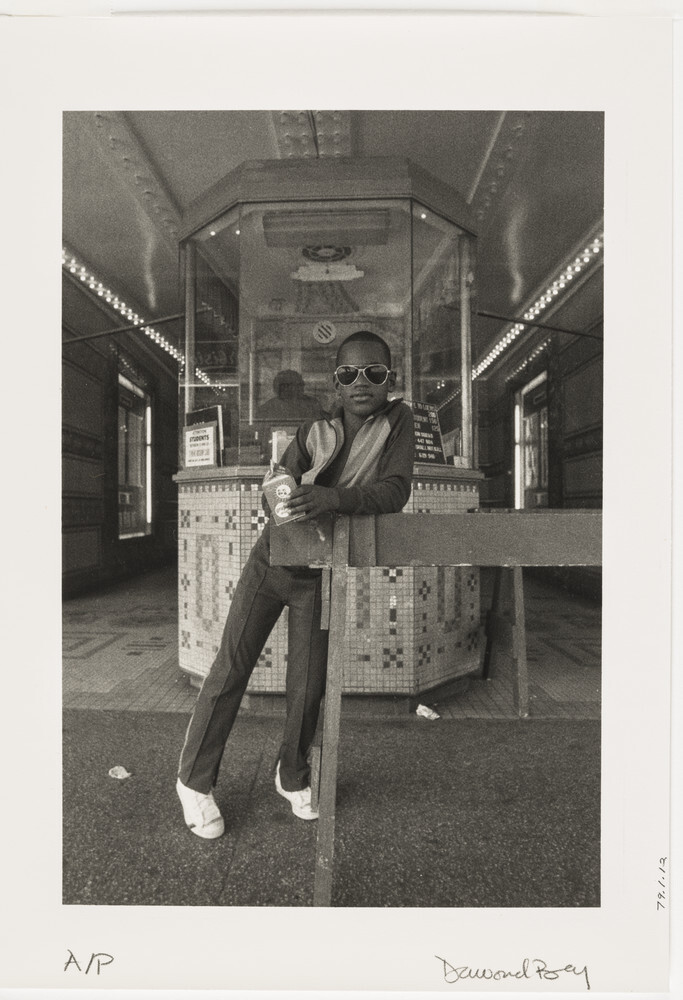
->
[176,330,415,837]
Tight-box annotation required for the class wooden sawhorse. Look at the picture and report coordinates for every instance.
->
[271,509,602,906]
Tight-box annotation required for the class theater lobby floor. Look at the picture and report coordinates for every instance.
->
[63,564,601,908]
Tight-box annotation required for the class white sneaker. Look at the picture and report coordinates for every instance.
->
[275,762,319,821]
[176,778,225,839]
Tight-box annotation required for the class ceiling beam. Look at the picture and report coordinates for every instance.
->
[270,110,352,158]
[76,110,182,252]
[468,111,534,231]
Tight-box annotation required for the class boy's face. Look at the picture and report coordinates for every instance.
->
[334,340,396,419]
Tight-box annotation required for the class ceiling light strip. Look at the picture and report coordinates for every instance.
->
[61,247,213,387]
[505,337,553,383]
[472,232,603,379]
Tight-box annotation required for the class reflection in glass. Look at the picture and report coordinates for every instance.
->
[412,204,474,461]
[237,199,412,465]
[182,190,475,468]
[182,210,241,463]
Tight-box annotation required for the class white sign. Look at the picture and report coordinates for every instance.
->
[185,422,217,467]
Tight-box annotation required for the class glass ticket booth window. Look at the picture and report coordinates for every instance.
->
[175,162,482,694]
[180,182,475,469]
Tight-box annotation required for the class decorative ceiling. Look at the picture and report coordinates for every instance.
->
[62,109,604,368]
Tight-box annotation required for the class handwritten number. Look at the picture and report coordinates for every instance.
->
[656,858,667,911]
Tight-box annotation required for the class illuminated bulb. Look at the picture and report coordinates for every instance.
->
[235,229,240,235]
[420,212,427,220]
[210,230,216,237]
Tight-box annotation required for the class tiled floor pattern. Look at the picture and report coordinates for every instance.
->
[62,565,601,720]
[63,568,196,713]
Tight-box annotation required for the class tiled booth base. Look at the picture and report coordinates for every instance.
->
[175,465,482,700]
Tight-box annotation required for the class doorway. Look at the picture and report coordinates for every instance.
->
[514,371,548,509]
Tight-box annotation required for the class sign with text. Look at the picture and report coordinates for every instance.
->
[411,400,447,464]
[184,421,218,468]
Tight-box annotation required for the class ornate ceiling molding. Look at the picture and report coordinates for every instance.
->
[271,110,352,158]
[79,110,182,249]
[468,111,534,229]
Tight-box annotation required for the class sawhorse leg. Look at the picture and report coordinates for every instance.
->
[483,565,529,718]
[312,516,350,906]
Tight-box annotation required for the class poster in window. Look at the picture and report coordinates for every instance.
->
[411,400,447,464]
[184,421,218,468]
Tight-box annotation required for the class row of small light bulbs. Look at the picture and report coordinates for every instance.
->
[62,249,213,387]
[472,234,603,379]
[506,337,553,383]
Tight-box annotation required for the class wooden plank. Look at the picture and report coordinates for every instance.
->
[482,567,529,717]
[349,514,377,568]
[313,516,350,907]
[482,567,505,679]
[320,567,331,631]
[511,566,530,718]
[373,511,602,567]
[310,745,321,812]
[270,515,334,567]
[272,512,602,569]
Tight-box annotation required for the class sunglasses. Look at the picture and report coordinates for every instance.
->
[334,364,392,387]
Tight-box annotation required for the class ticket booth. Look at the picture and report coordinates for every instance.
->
[174,157,483,705]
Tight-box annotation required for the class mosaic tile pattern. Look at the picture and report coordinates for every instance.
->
[178,474,481,695]
[62,563,600,720]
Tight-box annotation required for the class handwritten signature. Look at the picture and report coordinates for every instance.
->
[435,956,590,991]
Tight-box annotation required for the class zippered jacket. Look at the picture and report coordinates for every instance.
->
[280,398,414,515]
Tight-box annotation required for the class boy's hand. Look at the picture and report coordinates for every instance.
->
[285,484,339,521]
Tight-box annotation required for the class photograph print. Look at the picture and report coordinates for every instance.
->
[62,109,604,909]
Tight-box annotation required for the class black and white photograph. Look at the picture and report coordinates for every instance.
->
[61,108,604,914]
[0,8,677,996]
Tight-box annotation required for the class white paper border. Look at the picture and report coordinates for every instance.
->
[0,10,676,995]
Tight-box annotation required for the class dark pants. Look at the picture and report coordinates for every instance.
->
[178,527,329,793]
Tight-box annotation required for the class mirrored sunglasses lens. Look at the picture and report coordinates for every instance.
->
[365,365,389,385]
[336,366,359,385]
